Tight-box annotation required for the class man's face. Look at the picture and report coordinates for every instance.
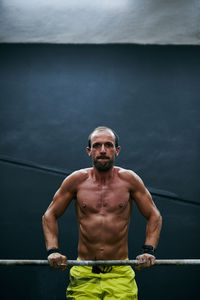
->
[87,129,120,172]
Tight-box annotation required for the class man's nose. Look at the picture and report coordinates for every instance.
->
[100,144,106,153]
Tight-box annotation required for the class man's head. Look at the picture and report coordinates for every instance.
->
[87,126,120,172]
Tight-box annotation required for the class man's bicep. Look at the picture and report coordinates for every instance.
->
[133,188,156,218]
[46,180,75,218]
[52,189,74,217]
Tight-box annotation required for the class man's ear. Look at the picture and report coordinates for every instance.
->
[115,146,121,157]
[86,147,91,156]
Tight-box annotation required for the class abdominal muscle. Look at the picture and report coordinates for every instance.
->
[77,212,130,260]
[74,167,133,260]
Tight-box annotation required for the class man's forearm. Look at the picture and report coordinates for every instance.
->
[144,212,162,248]
[42,213,59,250]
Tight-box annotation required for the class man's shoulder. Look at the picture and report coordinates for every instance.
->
[68,167,91,177]
[64,168,91,184]
[116,167,142,185]
[59,169,91,192]
[116,166,138,177]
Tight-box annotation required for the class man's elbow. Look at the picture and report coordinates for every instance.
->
[150,209,162,226]
[42,212,48,227]
[42,211,56,226]
[155,210,162,228]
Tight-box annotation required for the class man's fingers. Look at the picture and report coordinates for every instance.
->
[48,253,68,270]
[149,255,155,266]
[60,256,68,270]
[135,256,146,270]
[135,254,155,270]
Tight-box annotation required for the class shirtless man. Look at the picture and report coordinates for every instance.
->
[42,126,162,299]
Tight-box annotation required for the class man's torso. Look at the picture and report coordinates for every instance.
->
[73,167,134,260]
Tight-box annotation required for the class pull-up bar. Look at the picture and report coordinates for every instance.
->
[0,259,200,266]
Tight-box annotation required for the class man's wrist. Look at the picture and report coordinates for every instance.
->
[142,244,156,255]
[47,248,61,257]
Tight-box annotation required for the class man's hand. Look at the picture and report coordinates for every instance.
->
[135,253,155,270]
[48,252,68,270]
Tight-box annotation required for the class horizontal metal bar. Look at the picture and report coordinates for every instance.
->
[0,259,200,266]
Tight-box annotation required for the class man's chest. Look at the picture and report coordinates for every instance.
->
[75,180,131,213]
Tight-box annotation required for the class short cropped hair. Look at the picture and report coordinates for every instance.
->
[88,126,119,148]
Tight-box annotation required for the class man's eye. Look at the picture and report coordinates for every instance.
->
[93,143,100,148]
[105,143,114,148]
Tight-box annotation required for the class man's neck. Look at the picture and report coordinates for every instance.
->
[92,166,115,184]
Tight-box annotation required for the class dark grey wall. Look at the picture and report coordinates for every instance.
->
[0,44,200,300]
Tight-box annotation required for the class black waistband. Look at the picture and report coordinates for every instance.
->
[92,266,113,274]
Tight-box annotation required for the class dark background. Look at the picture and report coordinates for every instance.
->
[0,44,200,299]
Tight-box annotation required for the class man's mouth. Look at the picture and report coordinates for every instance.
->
[97,157,109,160]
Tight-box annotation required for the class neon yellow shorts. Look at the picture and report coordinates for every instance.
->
[66,263,138,299]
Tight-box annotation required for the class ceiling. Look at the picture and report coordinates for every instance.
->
[0,0,200,44]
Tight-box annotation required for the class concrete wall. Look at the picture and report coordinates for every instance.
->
[0,44,200,300]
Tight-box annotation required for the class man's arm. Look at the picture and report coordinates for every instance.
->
[42,172,77,270]
[130,172,162,269]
